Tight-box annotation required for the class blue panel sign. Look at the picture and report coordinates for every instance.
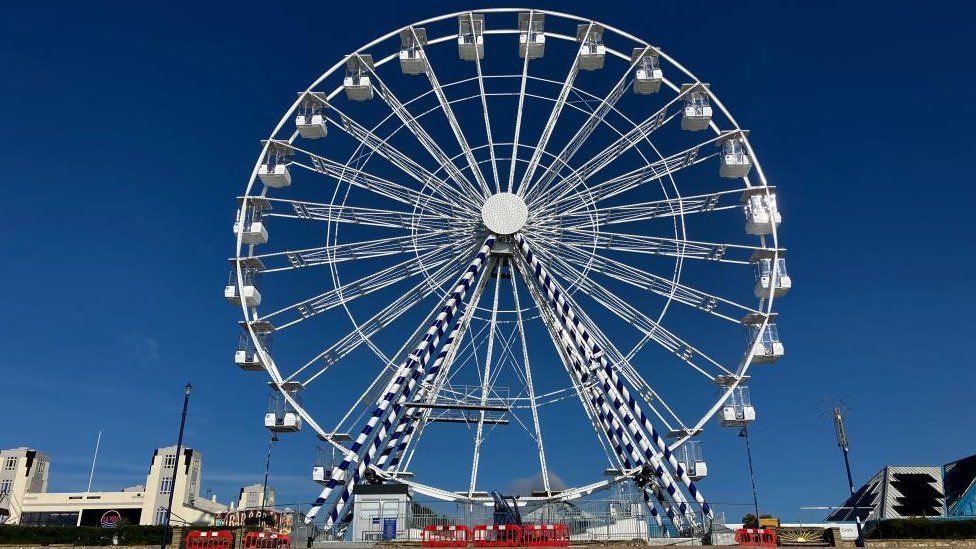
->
[383,517,397,540]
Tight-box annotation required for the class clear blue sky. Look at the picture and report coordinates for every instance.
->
[2,0,975,524]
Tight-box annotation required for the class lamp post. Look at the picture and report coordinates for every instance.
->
[832,406,863,540]
[259,433,279,530]
[739,426,760,520]
[161,383,192,549]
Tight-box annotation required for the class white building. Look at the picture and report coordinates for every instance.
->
[0,446,227,527]
[237,483,275,510]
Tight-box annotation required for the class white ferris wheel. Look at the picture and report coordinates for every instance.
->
[226,7,789,535]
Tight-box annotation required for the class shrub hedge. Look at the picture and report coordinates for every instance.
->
[0,525,171,546]
[865,518,976,540]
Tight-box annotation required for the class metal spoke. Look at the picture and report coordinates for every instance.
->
[358,56,487,205]
[512,24,589,196]
[522,47,650,203]
[555,227,764,265]
[251,230,467,273]
[260,247,457,331]
[507,11,536,193]
[535,133,733,216]
[557,186,754,229]
[260,196,456,231]
[296,241,480,391]
[467,12,501,193]
[468,257,502,496]
[410,27,492,197]
[308,94,484,212]
[278,140,464,217]
[510,266,551,494]
[525,85,706,211]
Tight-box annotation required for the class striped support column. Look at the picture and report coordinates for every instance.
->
[525,248,696,525]
[306,237,495,525]
[552,319,684,531]
[376,259,487,471]
[514,233,713,520]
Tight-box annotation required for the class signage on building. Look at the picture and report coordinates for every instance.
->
[100,510,122,528]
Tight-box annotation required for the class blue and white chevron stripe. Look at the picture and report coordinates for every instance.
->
[514,233,712,520]
[550,317,683,530]
[306,237,495,526]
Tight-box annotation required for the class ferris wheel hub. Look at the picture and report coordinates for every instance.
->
[481,192,528,235]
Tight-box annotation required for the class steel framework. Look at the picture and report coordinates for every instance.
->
[229,7,787,538]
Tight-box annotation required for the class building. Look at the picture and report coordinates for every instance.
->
[945,453,976,517]
[237,483,275,510]
[0,446,227,527]
[827,453,976,522]
[0,448,51,524]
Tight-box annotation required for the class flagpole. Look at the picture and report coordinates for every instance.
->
[86,431,102,493]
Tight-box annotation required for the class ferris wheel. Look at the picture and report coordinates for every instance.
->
[226,7,789,536]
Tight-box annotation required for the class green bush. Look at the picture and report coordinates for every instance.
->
[0,524,171,546]
[865,518,976,540]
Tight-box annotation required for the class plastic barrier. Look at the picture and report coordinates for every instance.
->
[185,531,234,549]
[472,524,522,547]
[243,532,291,549]
[735,528,777,547]
[519,524,569,547]
[421,525,472,548]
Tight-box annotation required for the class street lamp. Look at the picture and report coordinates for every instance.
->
[739,426,760,521]
[259,433,279,529]
[160,383,192,549]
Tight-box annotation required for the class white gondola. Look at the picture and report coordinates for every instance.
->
[518,12,545,59]
[295,114,327,139]
[225,268,261,307]
[257,163,290,188]
[678,440,708,480]
[680,83,712,131]
[343,55,374,101]
[458,14,484,61]
[719,133,753,178]
[751,251,791,298]
[235,332,270,371]
[719,386,756,427]
[577,24,605,70]
[743,313,785,364]
[632,47,663,94]
[265,393,302,433]
[742,188,782,235]
[233,204,268,245]
[399,28,428,75]
[312,445,333,485]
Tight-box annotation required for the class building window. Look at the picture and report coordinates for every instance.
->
[160,477,172,494]
[20,511,79,526]
[155,507,169,525]
[0,479,12,495]
[3,457,16,471]
[163,455,176,468]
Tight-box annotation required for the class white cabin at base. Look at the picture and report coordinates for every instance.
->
[678,440,708,481]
